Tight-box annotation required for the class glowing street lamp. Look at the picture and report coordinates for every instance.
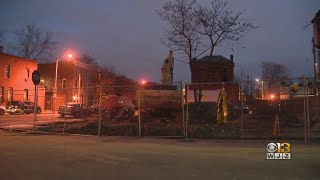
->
[54,53,73,92]
[54,54,72,90]
[140,79,147,85]
[270,94,275,100]
[255,78,264,100]
[53,53,73,112]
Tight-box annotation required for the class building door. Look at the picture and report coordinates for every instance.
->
[45,92,52,110]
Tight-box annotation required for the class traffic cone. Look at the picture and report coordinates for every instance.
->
[273,113,280,138]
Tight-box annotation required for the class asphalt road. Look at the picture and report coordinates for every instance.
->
[0,130,319,180]
[0,113,86,129]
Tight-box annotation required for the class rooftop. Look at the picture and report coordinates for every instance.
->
[311,9,320,23]
[197,55,233,63]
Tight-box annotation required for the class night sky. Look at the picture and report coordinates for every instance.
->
[1,0,319,82]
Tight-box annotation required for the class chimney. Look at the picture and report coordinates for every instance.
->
[230,54,234,62]
[0,45,3,53]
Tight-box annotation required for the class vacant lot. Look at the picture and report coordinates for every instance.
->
[0,130,319,180]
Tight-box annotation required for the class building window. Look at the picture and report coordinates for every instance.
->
[5,65,10,78]
[80,80,83,88]
[223,68,227,82]
[98,73,101,80]
[0,86,4,103]
[75,80,78,88]
[62,78,67,89]
[8,87,13,100]
[25,68,30,80]
[24,89,29,100]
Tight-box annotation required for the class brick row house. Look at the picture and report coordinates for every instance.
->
[0,47,45,109]
[38,60,106,111]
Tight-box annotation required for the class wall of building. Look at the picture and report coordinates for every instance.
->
[38,60,103,111]
[191,62,234,83]
[0,52,45,110]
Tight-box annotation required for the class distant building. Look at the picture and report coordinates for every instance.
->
[190,55,234,83]
[311,9,320,77]
[0,47,45,109]
[188,55,239,103]
[38,60,104,111]
[312,9,320,49]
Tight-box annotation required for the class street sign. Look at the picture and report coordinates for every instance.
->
[32,70,41,86]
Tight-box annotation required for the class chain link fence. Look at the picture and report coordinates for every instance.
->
[0,77,319,143]
[184,77,320,143]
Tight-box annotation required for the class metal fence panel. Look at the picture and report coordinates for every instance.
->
[0,77,319,143]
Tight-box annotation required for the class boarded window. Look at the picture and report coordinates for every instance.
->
[5,65,10,78]
[62,78,67,89]
[8,87,13,100]
[24,89,29,100]
[0,86,4,102]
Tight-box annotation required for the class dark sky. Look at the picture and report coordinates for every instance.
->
[1,0,319,82]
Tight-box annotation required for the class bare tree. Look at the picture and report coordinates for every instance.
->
[157,0,204,103]
[196,0,256,56]
[80,54,98,65]
[157,0,255,103]
[261,61,289,94]
[234,67,247,82]
[156,0,201,65]
[99,65,136,100]
[261,61,288,80]
[13,24,58,62]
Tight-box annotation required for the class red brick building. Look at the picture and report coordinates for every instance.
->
[189,55,239,103]
[190,55,234,83]
[312,9,320,77]
[38,60,105,111]
[0,48,45,109]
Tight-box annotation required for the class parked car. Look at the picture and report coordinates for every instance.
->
[58,102,89,118]
[6,101,41,114]
[233,104,250,114]
[88,95,135,120]
[0,105,5,115]
[90,104,100,115]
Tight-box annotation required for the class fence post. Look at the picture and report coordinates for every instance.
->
[181,81,185,137]
[63,89,67,134]
[33,85,38,132]
[303,76,307,144]
[306,79,310,143]
[138,86,141,137]
[98,86,102,137]
[185,84,189,140]
[240,82,244,141]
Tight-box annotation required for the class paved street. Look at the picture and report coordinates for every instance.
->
[0,113,86,129]
[0,130,319,180]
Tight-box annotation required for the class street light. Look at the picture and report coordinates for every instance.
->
[255,78,264,100]
[54,54,73,91]
[53,53,73,111]
[140,79,147,85]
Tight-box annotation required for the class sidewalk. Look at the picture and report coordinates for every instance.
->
[0,129,319,180]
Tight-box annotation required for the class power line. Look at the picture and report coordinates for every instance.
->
[174,58,189,64]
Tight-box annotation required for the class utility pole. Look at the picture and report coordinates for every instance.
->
[312,38,318,96]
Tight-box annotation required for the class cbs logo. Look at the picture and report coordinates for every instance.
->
[267,142,291,153]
